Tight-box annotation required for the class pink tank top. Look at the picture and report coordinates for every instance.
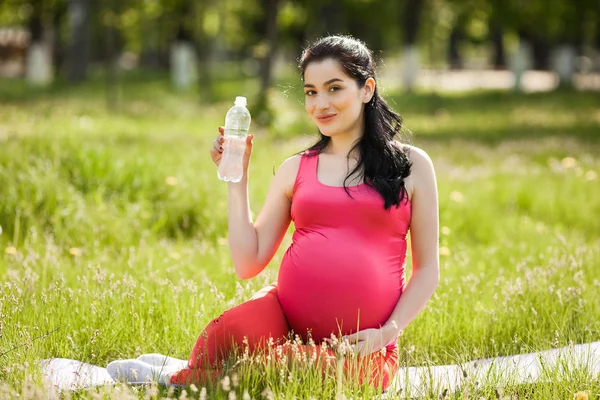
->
[277,150,411,343]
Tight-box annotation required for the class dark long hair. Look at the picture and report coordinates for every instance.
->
[299,35,411,210]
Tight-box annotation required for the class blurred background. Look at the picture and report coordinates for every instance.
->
[0,4,599,395]
[1,0,599,118]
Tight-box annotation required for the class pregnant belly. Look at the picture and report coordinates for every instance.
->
[277,231,403,342]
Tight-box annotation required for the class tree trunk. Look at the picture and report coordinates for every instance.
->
[255,0,280,125]
[193,0,221,103]
[403,0,423,46]
[171,42,197,90]
[596,16,600,72]
[490,25,505,69]
[448,26,463,70]
[28,0,43,42]
[140,6,161,68]
[26,0,53,86]
[401,0,424,92]
[104,1,118,110]
[488,0,506,69]
[510,32,532,92]
[171,0,197,91]
[259,0,279,94]
[551,45,576,87]
[66,0,92,83]
[51,3,66,73]
[531,36,551,71]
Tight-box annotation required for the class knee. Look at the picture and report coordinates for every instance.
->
[188,314,232,368]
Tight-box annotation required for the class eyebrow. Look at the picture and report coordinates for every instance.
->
[303,78,343,88]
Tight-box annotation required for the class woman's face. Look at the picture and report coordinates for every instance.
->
[303,58,374,139]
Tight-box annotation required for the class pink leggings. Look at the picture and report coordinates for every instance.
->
[169,284,399,391]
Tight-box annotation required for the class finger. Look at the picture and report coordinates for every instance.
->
[342,332,365,343]
[245,134,254,155]
[353,342,363,356]
[357,343,372,357]
[347,343,361,357]
[211,143,223,154]
[353,341,376,357]
[341,335,355,344]
[218,126,224,134]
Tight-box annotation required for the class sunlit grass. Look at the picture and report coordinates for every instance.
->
[0,73,599,398]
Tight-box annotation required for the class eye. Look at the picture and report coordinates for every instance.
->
[304,90,316,96]
[329,86,341,92]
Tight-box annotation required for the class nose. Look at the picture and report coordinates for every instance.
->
[314,93,330,111]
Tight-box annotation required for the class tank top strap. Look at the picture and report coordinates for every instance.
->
[293,150,319,193]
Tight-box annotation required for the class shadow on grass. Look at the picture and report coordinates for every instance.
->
[390,89,600,146]
[411,125,600,147]
[389,88,600,114]
[2,74,599,145]
[0,69,257,106]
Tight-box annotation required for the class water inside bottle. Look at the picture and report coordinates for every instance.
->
[217,136,246,182]
[224,127,249,138]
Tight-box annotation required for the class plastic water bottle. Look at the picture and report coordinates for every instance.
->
[218,96,251,183]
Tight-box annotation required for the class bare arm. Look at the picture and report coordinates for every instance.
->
[227,157,298,279]
[342,146,440,356]
[382,145,440,336]
[210,128,299,280]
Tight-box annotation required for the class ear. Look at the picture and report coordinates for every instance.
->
[362,77,376,103]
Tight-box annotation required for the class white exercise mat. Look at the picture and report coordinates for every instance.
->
[387,341,600,397]
[41,341,600,394]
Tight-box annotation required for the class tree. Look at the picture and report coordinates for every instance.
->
[170,0,197,90]
[400,0,424,91]
[65,0,92,83]
[254,0,281,125]
[25,0,53,85]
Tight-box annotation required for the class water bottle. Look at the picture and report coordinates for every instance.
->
[218,96,251,183]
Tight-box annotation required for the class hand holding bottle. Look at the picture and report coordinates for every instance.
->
[210,127,254,178]
[217,96,252,183]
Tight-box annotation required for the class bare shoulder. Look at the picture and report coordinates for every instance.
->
[401,144,435,173]
[395,143,436,201]
[277,153,302,177]
[273,154,303,199]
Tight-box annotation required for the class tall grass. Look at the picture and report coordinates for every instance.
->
[0,74,599,398]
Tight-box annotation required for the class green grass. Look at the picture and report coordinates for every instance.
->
[0,73,599,399]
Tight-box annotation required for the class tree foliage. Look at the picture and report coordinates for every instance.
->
[0,0,597,84]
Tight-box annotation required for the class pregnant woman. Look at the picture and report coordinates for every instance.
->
[108,35,439,392]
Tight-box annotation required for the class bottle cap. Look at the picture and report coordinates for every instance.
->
[234,96,247,106]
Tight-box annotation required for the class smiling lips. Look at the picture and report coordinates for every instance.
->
[316,114,336,123]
